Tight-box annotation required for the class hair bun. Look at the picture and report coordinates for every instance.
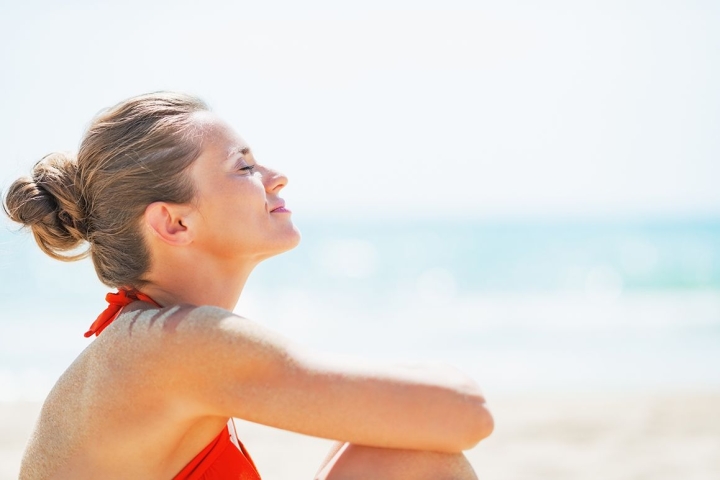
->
[3,152,89,261]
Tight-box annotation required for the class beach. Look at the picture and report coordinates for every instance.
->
[3,392,719,479]
[2,221,720,478]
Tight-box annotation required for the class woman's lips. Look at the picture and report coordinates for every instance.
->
[271,206,291,213]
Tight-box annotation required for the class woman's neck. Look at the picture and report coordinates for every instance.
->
[140,253,258,311]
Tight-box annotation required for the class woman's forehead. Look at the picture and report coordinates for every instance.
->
[192,112,250,160]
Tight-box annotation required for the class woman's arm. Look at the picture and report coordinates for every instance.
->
[108,304,494,453]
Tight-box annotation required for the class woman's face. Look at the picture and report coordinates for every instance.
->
[185,112,301,264]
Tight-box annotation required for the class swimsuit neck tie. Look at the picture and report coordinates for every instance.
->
[84,289,161,338]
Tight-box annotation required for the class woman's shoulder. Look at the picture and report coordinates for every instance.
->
[73,302,302,423]
[95,303,237,345]
[20,304,242,480]
[90,303,295,400]
[28,305,260,445]
[98,303,274,349]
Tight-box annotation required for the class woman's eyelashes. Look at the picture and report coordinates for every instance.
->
[238,164,256,175]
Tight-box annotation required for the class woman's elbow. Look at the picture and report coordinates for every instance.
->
[458,397,494,450]
[439,368,495,450]
[450,372,495,449]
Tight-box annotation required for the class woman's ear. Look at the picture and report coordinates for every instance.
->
[144,202,195,245]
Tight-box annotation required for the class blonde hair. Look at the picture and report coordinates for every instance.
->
[3,92,208,288]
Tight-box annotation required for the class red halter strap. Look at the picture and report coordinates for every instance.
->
[84,290,161,338]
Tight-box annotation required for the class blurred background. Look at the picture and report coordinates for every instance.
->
[1,1,719,478]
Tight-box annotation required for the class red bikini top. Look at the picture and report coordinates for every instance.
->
[84,289,160,337]
[86,289,262,480]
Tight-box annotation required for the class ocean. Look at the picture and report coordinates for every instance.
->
[1,216,719,401]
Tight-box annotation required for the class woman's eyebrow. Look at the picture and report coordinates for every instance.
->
[227,146,251,160]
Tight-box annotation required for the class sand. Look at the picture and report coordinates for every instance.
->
[2,392,719,479]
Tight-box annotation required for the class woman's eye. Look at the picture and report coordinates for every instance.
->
[239,165,256,174]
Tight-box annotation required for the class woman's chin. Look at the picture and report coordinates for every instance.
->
[257,228,302,262]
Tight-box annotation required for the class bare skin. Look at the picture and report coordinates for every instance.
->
[20,112,493,479]
[316,443,479,480]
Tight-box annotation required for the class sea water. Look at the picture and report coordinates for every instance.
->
[1,216,719,401]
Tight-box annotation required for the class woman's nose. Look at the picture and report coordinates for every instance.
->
[262,166,288,193]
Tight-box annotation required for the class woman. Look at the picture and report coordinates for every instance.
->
[4,92,493,479]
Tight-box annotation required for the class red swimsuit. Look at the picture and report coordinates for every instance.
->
[85,290,262,480]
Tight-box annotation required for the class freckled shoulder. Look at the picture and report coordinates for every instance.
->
[96,304,273,351]
[18,305,264,479]
[88,304,293,412]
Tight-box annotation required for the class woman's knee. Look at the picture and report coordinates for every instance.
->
[315,443,478,480]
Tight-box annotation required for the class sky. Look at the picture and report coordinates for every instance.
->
[1,0,718,220]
